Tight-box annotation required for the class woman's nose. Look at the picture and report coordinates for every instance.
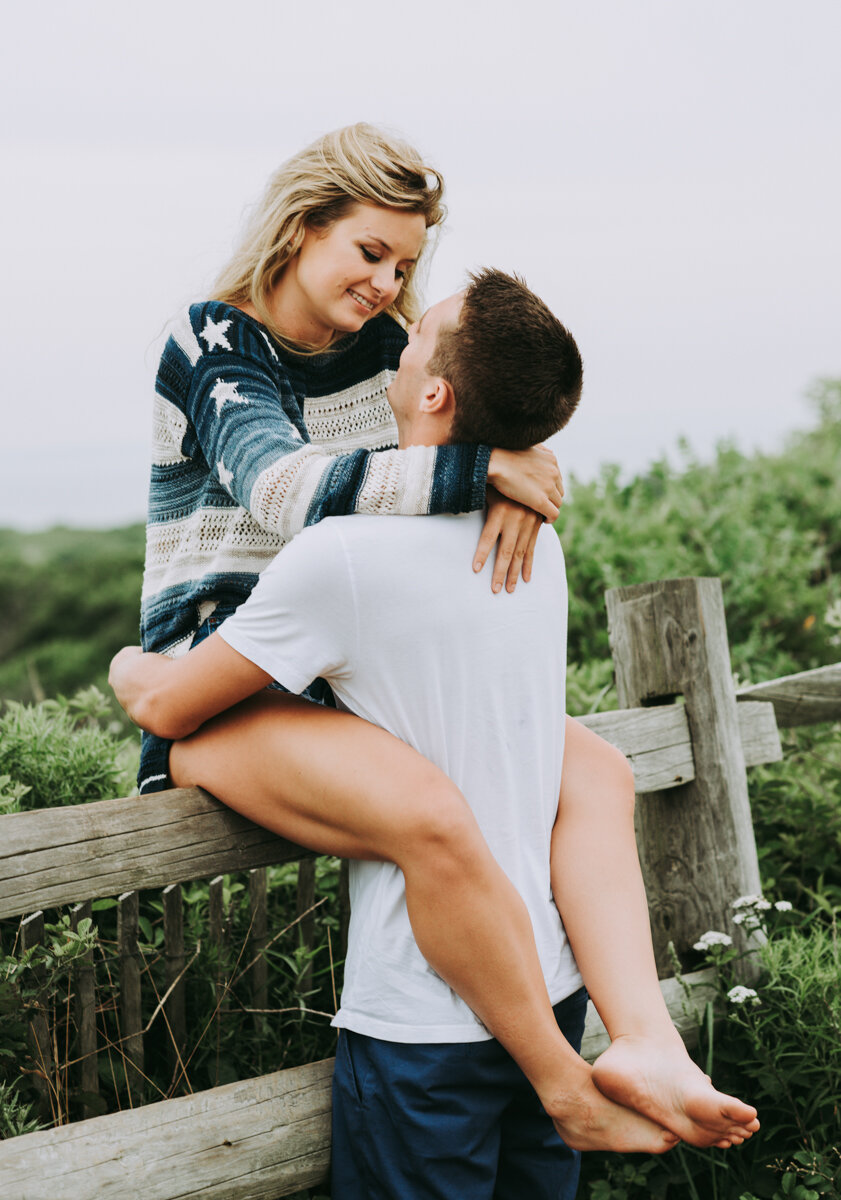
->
[372,261,398,298]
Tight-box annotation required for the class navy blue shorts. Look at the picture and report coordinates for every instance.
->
[331,986,588,1200]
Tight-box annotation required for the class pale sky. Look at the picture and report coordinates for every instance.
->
[2,0,839,528]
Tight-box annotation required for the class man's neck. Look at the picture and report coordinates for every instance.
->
[396,414,450,450]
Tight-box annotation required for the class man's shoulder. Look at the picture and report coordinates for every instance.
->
[326,512,482,556]
[321,512,564,562]
[279,517,564,598]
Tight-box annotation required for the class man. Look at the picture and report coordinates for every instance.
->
[111,270,757,1197]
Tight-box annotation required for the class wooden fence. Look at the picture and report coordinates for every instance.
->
[0,576,839,1199]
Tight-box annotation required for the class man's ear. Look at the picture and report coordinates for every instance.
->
[419,376,455,418]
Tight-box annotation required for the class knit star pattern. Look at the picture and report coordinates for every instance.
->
[211,378,250,417]
[201,316,233,351]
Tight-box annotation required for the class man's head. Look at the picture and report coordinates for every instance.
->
[387,269,582,450]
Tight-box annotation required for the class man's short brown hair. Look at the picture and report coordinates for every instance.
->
[427,269,583,450]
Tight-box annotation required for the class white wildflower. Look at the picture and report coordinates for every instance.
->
[693,931,733,951]
[774,900,793,912]
[727,985,761,1006]
[731,894,771,922]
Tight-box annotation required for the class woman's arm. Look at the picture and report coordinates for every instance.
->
[164,307,565,589]
[177,307,489,542]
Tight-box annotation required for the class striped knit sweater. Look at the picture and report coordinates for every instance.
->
[141,301,491,662]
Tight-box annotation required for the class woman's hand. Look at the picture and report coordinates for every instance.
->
[107,648,155,720]
[474,488,544,593]
[487,446,564,523]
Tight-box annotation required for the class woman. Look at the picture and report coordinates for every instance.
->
[140,122,558,763]
[131,123,757,1154]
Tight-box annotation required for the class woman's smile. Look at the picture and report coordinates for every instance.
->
[347,288,376,312]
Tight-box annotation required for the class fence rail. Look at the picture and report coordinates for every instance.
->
[0,702,780,922]
[1,575,838,1200]
[736,662,841,726]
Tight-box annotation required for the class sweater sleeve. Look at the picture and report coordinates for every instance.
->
[180,310,490,543]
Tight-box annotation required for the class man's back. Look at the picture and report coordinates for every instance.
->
[222,510,582,1040]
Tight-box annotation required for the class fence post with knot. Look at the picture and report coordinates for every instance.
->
[605,576,763,976]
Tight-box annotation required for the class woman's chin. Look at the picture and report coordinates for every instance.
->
[332,310,371,334]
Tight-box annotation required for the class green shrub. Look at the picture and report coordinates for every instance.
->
[581,899,841,1200]
[0,525,144,706]
[0,687,138,809]
[748,727,841,911]
[560,380,841,681]
[0,915,97,1134]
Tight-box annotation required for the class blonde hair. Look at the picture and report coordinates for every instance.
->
[212,123,446,349]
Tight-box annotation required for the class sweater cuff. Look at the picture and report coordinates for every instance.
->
[470,444,493,510]
[428,443,492,514]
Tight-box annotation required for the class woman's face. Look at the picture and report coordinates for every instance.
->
[273,203,427,347]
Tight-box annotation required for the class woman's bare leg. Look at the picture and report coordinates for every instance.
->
[171,692,678,1154]
[552,717,760,1148]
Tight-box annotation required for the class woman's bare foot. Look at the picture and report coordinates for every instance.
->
[591,1031,760,1148]
[541,1061,680,1154]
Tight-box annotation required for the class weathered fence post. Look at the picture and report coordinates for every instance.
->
[248,868,269,1040]
[208,875,228,1013]
[117,890,144,1101]
[20,911,54,1121]
[162,883,187,1086]
[605,577,762,975]
[70,901,98,1118]
[296,860,316,998]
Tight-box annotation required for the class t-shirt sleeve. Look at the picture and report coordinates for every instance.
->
[216,523,355,694]
[177,306,490,543]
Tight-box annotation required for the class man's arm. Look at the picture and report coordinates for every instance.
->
[109,636,273,741]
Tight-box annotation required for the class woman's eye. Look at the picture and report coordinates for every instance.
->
[395,268,406,281]
[361,247,380,263]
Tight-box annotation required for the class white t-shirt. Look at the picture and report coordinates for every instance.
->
[219,511,582,1043]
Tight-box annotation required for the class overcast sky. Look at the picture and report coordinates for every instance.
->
[2,0,839,529]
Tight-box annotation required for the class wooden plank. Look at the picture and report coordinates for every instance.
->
[118,892,144,1103]
[0,970,711,1200]
[736,700,783,767]
[0,1058,334,1200]
[0,788,315,920]
[20,911,54,1121]
[606,577,763,977]
[248,869,269,1015]
[296,860,316,997]
[162,883,186,1081]
[208,875,228,1036]
[577,698,780,789]
[578,706,695,790]
[737,662,841,727]
[70,901,99,1118]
